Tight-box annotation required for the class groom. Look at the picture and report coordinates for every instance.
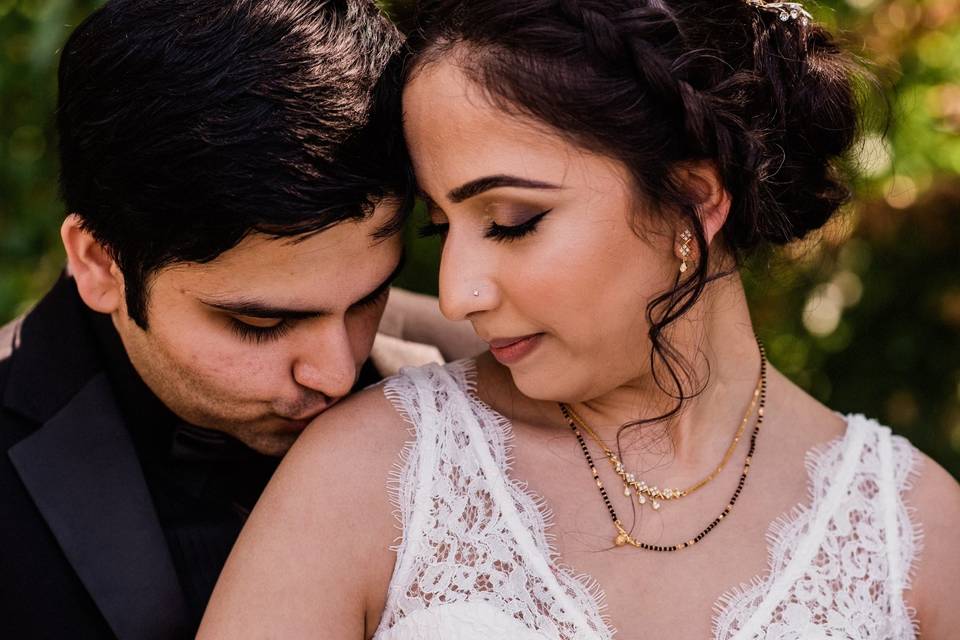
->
[0,1,474,638]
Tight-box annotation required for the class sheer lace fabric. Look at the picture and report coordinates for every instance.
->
[373,361,920,640]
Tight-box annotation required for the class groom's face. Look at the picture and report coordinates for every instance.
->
[112,204,403,456]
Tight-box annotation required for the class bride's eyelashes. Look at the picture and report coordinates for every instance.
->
[484,209,551,241]
[417,209,552,243]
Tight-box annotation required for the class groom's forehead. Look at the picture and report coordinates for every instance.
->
[158,214,404,310]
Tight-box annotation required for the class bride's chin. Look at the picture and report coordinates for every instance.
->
[504,352,643,407]
[503,357,584,405]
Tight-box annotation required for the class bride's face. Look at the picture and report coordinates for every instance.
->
[404,59,679,402]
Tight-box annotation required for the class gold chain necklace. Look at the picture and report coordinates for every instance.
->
[558,341,767,551]
[561,366,762,511]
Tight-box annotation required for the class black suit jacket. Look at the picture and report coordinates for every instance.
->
[1,277,193,639]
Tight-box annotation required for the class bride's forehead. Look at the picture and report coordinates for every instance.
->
[404,59,638,204]
[405,61,545,146]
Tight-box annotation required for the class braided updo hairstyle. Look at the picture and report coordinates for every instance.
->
[405,0,866,425]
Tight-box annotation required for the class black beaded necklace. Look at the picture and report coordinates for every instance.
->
[559,342,767,552]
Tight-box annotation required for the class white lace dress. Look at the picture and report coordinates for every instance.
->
[372,361,921,640]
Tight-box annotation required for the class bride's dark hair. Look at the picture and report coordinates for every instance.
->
[405,0,867,427]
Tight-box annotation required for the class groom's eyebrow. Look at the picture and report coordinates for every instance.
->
[201,253,406,319]
[447,175,561,203]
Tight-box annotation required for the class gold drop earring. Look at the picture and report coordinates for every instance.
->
[678,229,693,274]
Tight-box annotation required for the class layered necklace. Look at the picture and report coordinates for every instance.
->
[559,342,767,552]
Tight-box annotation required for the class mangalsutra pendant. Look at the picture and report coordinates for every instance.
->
[559,338,769,553]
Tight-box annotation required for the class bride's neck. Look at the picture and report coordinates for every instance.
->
[568,275,761,472]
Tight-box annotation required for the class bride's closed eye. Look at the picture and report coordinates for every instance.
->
[484,209,551,241]
[418,209,552,243]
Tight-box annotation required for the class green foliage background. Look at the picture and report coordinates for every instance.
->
[1,0,958,477]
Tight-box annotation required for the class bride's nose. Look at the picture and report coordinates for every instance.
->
[437,231,500,322]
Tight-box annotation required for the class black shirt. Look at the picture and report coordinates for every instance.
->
[88,310,381,624]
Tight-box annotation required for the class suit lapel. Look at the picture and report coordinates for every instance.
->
[9,373,191,640]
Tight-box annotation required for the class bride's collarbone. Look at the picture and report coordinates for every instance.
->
[499,415,835,638]
[467,360,848,637]
[520,459,800,639]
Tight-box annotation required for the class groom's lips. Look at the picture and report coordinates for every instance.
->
[487,333,543,365]
[276,398,341,431]
[278,418,312,432]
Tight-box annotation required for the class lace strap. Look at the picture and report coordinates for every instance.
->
[877,426,905,597]
[446,375,604,639]
[731,417,870,640]
[381,362,610,640]
[380,365,448,626]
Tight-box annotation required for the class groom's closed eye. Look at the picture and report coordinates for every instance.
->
[229,316,292,344]
[217,288,393,345]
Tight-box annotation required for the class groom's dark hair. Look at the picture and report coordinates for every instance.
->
[57,0,412,328]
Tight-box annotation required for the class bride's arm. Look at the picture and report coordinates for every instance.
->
[198,387,408,638]
[907,452,960,636]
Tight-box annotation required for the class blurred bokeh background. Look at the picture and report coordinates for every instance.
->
[1,0,958,477]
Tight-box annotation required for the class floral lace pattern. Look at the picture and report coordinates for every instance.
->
[712,415,921,640]
[374,361,921,640]
[375,361,612,640]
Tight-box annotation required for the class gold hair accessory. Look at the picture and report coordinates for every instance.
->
[745,0,812,22]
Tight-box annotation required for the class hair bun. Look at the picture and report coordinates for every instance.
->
[731,9,862,247]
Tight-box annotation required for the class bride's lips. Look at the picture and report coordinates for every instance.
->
[487,333,543,365]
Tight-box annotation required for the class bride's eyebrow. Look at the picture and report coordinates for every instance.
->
[447,175,562,203]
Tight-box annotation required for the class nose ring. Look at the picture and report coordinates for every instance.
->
[472,289,480,297]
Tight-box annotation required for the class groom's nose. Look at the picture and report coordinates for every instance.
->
[291,322,357,400]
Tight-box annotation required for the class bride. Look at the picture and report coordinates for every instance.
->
[199,0,959,637]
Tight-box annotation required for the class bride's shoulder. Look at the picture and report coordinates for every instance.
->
[202,375,447,633]
[283,357,481,493]
[767,366,959,633]
[292,378,417,475]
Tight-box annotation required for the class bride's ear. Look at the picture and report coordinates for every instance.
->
[61,214,125,314]
[675,162,731,247]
